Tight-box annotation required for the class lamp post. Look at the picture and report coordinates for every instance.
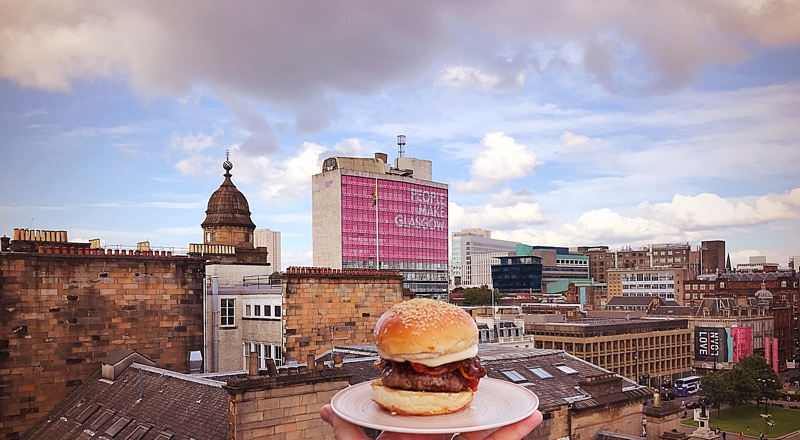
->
[758,377,776,437]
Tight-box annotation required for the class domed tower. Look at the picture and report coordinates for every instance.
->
[201,154,256,250]
[754,281,773,306]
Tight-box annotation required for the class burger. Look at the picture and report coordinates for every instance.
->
[371,298,487,415]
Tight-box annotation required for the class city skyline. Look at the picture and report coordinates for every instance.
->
[1,2,799,268]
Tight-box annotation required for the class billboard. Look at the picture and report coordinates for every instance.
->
[730,327,752,363]
[695,327,754,363]
[340,175,448,264]
[695,327,728,362]
[764,337,779,374]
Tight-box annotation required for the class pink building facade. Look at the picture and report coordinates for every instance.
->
[313,155,449,298]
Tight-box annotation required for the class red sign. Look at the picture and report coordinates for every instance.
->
[730,327,752,363]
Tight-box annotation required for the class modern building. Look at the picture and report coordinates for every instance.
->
[450,228,517,289]
[606,266,688,304]
[519,245,591,282]
[523,318,693,386]
[254,228,282,272]
[312,148,449,298]
[649,243,690,270]
[735,255,782,273]
[491,255,544,294]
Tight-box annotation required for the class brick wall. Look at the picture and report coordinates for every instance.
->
[225,366,351,440]
[281,268,404,362]
[0,252,205,439]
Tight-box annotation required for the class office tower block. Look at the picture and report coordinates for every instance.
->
[312,150,448,299]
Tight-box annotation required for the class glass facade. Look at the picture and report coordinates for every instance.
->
[491,255,544,294]
[340,175,448,296]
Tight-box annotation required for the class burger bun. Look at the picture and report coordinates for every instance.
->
[370,381,473,415]
[374,298,478,365]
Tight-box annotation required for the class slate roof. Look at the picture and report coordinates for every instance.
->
[606,296,662,307]
[646,306,696,317]
[334,344,650,412]
[24,363,228,440]
[647,296,764,318]
[717,272,793,282]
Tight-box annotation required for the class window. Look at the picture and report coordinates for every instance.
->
[502,370,526,382]
[554,364,578,375]
[221,299,235,327]
[254,305,261,317]
[246,342,283,368]
[530,368,553,379]
[274,305,281,317]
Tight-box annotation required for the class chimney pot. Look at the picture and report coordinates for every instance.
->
[247,351,259,377]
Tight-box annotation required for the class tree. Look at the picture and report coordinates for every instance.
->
[462,285,497,306]
[701,369,733,414]
[729,355,781,407]
[727,366,756,407]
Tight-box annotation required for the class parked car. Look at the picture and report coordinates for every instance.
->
[660,390,676,401]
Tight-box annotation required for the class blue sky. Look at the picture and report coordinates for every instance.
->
[1,1,799,269]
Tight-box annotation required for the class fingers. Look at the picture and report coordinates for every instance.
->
[457,411,543,440]
[320,404,371,440]
[485,411,543,440]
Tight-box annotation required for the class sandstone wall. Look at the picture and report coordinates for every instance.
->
[282,268,404,362]
[225,367,351,440]
[0,252,205,439]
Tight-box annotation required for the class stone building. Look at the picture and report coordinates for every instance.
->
[24,349,352,440]
[188,155,269,265]
[336,344,653,440]
[0,235,206,439]
[647,296,775,373]
[281,267,405,363]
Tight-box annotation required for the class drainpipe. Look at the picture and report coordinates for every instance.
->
[203,275,208,373]
[211,276,219,372]
[567,403,573,440]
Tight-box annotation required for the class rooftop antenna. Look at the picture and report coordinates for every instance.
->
[397,134,406,158]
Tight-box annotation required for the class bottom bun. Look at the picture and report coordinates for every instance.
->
[370,380,474,416]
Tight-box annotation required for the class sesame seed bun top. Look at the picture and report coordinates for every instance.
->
[373,298,478,366]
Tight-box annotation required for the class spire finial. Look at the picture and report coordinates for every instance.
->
[223,150,233,176]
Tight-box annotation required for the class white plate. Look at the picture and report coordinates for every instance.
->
[330,378,539,434]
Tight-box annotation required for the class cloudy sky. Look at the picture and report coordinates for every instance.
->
[2,1,799,269]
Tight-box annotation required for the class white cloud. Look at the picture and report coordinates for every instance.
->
[639,190,800,229]
[330,138,370,158]
[452,132,540,193]
[560,131,598,149]
[170,127,224,154]
[171,127,227,176]
[242,142,327,201]
[450,189,546,231]
[437,65,502,91]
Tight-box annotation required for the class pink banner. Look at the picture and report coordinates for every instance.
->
[731,327,752,363]
[772,337,779,374]
[764,336,771,366]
